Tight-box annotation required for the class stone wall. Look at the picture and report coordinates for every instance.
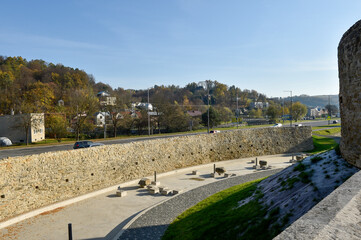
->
[338,20,361,168]
[0,127,312,222]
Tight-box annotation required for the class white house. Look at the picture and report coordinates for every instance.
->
[0,113,45,143]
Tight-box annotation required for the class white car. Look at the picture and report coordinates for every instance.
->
[272,123,282,127]
[295,124,302,127]
[0,137,12,146]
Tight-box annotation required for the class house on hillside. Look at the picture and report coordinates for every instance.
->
[132,102,153,111]
[308,106,328,118]
[94,112,112,126]
[249,102,269,109]
[97,91,116,106]
[0,113,45,143]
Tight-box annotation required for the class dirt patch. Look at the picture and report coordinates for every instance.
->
[39,207,65,216]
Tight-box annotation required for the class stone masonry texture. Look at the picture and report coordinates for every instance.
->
[0,127,313,222]
[338,20,361,168]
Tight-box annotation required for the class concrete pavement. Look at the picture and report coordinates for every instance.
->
[0,154,297,240]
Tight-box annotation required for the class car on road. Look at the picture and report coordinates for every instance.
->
[89,142,105,147]
[209,130,221,133]
[295,124,302,127]
[0,137,12,146]
[272,123,282,127]
[333,120,339,124]
[73,141,94,149]
[73,141,105,149]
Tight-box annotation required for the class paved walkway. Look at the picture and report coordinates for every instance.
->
[118,169,282,240]
[0,154,296,240]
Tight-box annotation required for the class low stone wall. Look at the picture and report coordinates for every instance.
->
[0,127,313,222]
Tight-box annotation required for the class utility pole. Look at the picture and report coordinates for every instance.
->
[236,94,239,128]
[207,88,210,133]
[282,97,285,125]
[284,91,293,126]
[328,95,331,125]
[104,112,106,139]
[198,80,211,133]
[148,88,150,136]
[76,105,79,141]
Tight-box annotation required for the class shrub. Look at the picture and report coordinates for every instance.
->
[311,156,323,163]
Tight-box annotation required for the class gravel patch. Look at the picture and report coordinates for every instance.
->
[117,169,282,240]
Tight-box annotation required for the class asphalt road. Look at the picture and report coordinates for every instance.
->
[0,120,338,160]
[0,132,207,160]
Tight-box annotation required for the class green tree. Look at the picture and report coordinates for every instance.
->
[202,106,221,129]
[325,104,339,115]
[292,102,307,121]
[266,105,281,121]
[46,114,67,141]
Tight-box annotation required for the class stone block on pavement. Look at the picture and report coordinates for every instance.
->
[138,178,151,188]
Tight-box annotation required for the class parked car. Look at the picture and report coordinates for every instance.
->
[272,123,282,127]
[333,120,339,124]
[89,142,105,147]
[73,141,94,149]
[0,137,12,146]
[295,124,302,127]
[209,130,221,133]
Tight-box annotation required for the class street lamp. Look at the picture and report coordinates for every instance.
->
[284,91,293,127]
[148,88,151,136]
[236,94,240,128]
[198,80,212,133]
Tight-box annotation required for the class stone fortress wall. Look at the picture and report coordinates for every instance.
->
[0,127,313,222]
[338,20,361,168]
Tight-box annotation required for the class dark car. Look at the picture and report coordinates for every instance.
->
[73,141,94,149]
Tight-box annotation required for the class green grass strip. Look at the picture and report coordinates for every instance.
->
[307,135,337,154]
[163,178,281,240]
[313,127,341,136]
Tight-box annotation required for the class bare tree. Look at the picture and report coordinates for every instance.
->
[67,88,98,140]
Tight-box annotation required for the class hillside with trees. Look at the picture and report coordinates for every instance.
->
[0,56,313,140]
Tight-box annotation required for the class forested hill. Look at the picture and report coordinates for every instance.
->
[0,55,337,116]
[0,56,269,115]
[283,95,339,108]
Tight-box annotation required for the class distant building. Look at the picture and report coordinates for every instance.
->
[0,113,45,143]
[133,102,153,111]
[94,112,111,126]
[97,91,116,106]
[250,102,269,109]
[308,106,328,118]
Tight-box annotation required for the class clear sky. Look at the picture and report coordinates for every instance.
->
[1,1,360,97]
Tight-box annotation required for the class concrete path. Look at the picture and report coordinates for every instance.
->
[118,169,282,240]
[0,154,296,240]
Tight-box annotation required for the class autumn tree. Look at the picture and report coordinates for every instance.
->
[291,102,307,121]
[67,88,98,140]
[23,81,55,112]
[46,114,67,141]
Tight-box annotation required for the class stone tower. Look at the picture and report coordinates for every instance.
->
[338,20,361,168]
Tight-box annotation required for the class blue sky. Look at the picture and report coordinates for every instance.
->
[1,1,360,97]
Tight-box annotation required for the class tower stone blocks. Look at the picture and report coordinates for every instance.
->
[338,20,361,168]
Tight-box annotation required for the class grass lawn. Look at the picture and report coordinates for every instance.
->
[307,135,338,154]
[313,127,341,136]
[163,178,282,240]
[312,124,341,130]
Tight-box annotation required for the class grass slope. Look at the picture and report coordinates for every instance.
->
[163,178,285,240]
[163,136,357,240]
[308,135,337,154]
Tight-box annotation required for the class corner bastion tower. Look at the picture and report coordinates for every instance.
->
[338,20,361,168]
